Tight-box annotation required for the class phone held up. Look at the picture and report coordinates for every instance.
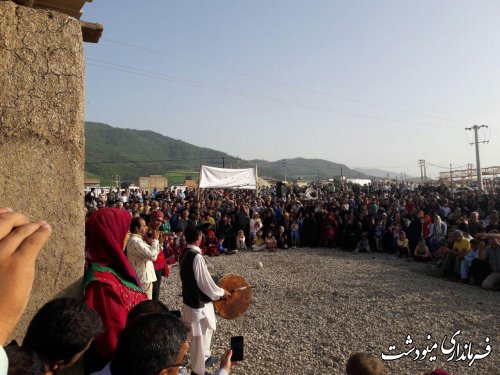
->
[230,336,244,362]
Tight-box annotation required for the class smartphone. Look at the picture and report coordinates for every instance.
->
[230,336,244,361]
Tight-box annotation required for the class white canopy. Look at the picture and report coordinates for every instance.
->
[199,165,257,190]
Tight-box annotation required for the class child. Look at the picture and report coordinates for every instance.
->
[205,231,220,257]
[346,352,387,375]
[236,230,247,251]
[277,226,288,249]
[390,224,400,254]
[290,218,300,248]
[249,212,262,242]
[179,234,187,256]
[460,238,479,282]
[219,237,237,255]
[265,231,277,252]
[171,235,181,262]
[374,219,385,252]
[252,230,266,252]
[413,237,432,262]
[353,232,371,254]
[396,231,410,257]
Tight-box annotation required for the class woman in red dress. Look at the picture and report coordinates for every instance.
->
[83,208,147,373]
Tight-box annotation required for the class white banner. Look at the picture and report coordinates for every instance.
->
[199,165,257,190]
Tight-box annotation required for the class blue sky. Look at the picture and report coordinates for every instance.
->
[83,1,500,178]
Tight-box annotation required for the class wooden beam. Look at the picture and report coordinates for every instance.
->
[80,20,103,43]
[11,0,36,6]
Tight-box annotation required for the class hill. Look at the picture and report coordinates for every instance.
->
[354,168,414,180]
[85,122,364,184]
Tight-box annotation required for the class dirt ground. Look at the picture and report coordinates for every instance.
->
[162,248,499,375]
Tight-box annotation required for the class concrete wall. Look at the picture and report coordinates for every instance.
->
[0,0,85,340]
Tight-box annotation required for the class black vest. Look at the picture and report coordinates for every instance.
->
[180,247,212,309]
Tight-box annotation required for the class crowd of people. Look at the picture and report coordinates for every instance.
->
[2,181,499,374]
[86,181,500,290]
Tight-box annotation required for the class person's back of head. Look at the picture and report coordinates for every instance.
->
[22,297,102,371]
[111,313,189,375]
[126,300,170,326]
[346,352,386,375]
[5,345,47,375]
[184,225,200,243]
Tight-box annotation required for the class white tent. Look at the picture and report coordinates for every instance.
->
[198,165,257,190]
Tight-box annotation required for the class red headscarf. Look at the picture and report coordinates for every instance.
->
[85,208,139,286]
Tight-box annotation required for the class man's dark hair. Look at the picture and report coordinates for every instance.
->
[23,297,102,364]
[184,225,201,243]
[5,345,46,375]
[126,300,169,326]
[130,217,143,233]
[111,313,190,375]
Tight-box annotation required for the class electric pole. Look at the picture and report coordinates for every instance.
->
[282,159,287,182]
[465,125,489,192]
[418,159,425,183]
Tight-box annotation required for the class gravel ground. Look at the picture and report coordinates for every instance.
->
[161,248,499,375]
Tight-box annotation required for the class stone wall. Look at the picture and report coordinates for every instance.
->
[0,0,85,340]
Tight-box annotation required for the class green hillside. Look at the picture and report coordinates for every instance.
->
[85,122,363,184]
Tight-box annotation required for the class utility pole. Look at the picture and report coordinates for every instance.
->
[465,125,489,192]
[281,159,287,183]
[222,157,225,168]
[418,159,425,183]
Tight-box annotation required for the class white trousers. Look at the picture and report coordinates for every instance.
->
[190,318,213,375]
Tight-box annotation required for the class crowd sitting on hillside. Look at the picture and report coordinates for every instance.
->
[85,182,500,291]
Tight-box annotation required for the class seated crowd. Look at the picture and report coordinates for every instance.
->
[86,182,500,290]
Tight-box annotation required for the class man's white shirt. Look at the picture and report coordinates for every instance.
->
[126,234,160,285]
[182,245,225,336]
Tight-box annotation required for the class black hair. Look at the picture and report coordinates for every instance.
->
[126,300,170,326]
[5,345,46,375]
[184,225,201,243]
[111,313,190,375]
[23,297,102,364]
[130,216,143,233]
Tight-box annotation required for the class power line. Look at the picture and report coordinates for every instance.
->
[86,59,462,130]
[101,38,470,126]
[426,161,469,170]
[86,156,227,165]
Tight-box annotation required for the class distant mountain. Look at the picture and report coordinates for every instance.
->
[355,168,413,180]
[250,158,362,182]
[85,122,366,184]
